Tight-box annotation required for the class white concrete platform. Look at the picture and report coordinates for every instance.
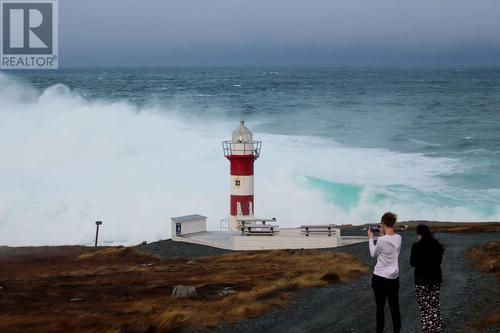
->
[172,228,368,251]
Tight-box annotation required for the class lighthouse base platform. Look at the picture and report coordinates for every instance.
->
[172,228,368,251]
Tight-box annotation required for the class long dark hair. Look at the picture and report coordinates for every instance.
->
[416,224,444,254]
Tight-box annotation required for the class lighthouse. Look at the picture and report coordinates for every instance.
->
[222,121,262,231]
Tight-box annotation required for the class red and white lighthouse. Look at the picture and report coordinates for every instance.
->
[222,121,262,231]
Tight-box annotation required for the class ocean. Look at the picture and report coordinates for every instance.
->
[0,67,499,245]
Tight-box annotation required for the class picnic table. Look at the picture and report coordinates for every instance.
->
[238,218,279,236]
[300,225,340,237]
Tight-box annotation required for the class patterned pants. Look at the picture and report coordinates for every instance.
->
[415,284,443,333]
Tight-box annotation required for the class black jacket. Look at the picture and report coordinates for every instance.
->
[410,240,443,285]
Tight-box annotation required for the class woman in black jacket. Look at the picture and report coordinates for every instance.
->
[410,224,444,333]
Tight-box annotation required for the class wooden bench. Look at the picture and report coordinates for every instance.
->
[300,225,340,237]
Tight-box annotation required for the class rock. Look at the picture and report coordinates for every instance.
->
[139,262,154,267]
[217,287,237,297]
[172,285,199,298]
[69,297,84,302]
[186,260,197,265]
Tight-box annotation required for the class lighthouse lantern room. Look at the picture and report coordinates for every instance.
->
[222,121,262,231]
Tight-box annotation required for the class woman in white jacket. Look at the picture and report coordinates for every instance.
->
[368,212,402,333]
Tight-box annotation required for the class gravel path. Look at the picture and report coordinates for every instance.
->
[142,232,499,333]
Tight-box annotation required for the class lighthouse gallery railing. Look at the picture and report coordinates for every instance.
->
[222,141,262,158]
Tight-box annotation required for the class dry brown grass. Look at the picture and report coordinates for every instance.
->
[475,313,500,332]
[465,241,500,277]
[400,221,500,234]
[464,241,500,332]
[0,246,368,333]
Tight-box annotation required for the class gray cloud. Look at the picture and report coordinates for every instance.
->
[59,0,500,66]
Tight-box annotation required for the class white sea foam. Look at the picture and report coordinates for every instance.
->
[0,72,497,246]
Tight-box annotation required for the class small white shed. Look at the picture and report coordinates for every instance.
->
[171,214,207,238]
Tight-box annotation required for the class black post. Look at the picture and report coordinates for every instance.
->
[95,221,102,247]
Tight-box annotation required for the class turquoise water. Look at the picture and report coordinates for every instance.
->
[303,177,363,210]
[1,67,499,244]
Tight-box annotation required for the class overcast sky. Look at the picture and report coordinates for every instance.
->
[60,0,500,66]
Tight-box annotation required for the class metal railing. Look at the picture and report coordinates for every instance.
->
[219,218,230,231]
[222,140,262,158]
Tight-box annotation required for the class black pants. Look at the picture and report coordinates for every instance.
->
[371,274,401,333]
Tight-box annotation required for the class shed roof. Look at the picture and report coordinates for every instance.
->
[171,214,207,223]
